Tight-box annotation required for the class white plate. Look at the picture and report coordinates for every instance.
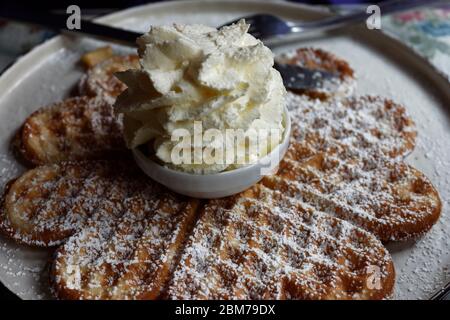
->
[0,0,449,300]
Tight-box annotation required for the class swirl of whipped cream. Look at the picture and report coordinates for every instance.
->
[114,20,286,174]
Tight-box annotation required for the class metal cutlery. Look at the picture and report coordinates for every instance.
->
[0,10,338,90]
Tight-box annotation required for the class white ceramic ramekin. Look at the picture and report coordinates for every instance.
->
[133,106,291,198]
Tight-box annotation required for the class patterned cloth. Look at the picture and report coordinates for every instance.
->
[383,4,450,81]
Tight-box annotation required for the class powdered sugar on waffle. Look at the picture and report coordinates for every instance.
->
[283,92,446,298]
[391,118,450,299]
[0,155,19,194]
[168,185,394,299]
[280,93,440,242]
[52,192,198,299]
[0,161,153,247]
[78,55,139,105]
[0,41,447,299]
[18,96,126,166]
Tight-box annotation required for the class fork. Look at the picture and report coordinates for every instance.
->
[220,0,445,42]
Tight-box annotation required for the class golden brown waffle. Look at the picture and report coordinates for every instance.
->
[50,181,394,300]
[2,91,442,299]
[1,159,395,299]
[263,150,441,242]
[287,94,416,159]
[0,160,158,246]
[79,54,139,103]
[167,184,395,300]
[277,48,356,100]
[278,94,440,241]
[14,96,125,166]
[51,191,199,300]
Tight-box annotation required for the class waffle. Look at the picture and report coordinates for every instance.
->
[49,181,394,300]
[0,45,442,299]
[277,48,356,100]
[79,54,139,104]
[278,94,440,241]
[51,189,199,300]
[263,148,441,242]
[286,94,416,159]
[0,160,157,246]
[1,91,441,299]
[167,184,395,300]
[14,96,125,166]
[1,158,396,299]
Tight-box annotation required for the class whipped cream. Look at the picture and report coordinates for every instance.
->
[115,20,286,174]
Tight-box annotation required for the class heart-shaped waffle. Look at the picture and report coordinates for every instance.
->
[14,96,125,166]
[49,177,394,300]
[167,184,394,299]
[263,148,441,242]
[1,159,394,299]
[0,160,159,246]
